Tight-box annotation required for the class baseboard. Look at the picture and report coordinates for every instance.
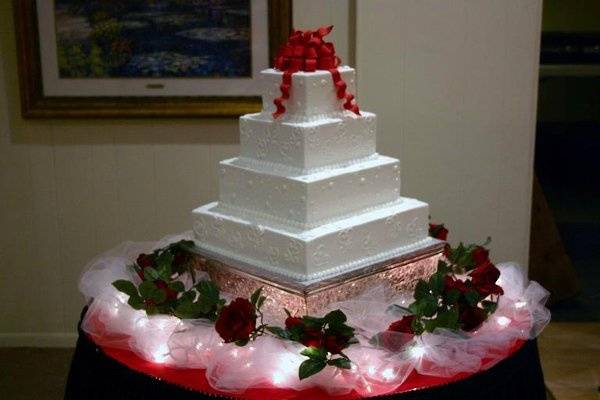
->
[0,332,78,347]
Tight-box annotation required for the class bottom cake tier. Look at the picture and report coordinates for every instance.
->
[192,197,431,282]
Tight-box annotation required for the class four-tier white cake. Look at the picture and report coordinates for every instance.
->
[192,66,433,282]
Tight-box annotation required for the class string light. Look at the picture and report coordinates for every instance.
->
[151,344,170,364]
[496,316,511,327]
[382,368,396,380]
[409,345,426,358]
[515,301,527,309]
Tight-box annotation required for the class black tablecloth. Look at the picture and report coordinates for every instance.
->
[64,310,546,400]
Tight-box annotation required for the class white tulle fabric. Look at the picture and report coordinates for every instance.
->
[80,232,551,397]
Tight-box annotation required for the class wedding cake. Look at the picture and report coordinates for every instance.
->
[192,28,432,283]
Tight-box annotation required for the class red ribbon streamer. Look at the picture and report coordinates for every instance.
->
[272,25,360,118]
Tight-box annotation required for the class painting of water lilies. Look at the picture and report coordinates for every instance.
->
[15,0,289,117]
[54,0,251,78]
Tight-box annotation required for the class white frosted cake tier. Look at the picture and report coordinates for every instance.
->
[218,155,401,228]
[192,197,430,281]
[240,112,376,172]
[261,66,356,122]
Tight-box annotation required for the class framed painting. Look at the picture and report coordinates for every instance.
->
[13,0,292,118]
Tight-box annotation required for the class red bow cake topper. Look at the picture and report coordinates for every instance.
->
[272,25,360,118]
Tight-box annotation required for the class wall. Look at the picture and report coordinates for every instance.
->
[0,1,542,346]
[356,0,542,268]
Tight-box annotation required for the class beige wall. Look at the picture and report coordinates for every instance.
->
[0,1,542,346]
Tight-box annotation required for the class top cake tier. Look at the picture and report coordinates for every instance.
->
[261,66,355,122]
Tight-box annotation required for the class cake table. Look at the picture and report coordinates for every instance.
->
[68,26,550,400]
[65,308,546,400]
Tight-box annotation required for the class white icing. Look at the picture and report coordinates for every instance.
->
[192,198,430,280]
[218,155,401,227]
[191,66,431,281]
[261,67,356,123]
[239,112,376,171]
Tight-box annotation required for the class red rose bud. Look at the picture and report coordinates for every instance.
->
[324,334,348,355]
[459,306,487,332]
[444,275,469,294]
[301,328,323,348]
[429,223,449,241]
[154,280,178,301]
[443,243,452,258]
[285,316,304,330]
[471,246,490,266]
[470,261,500,286]
[215,298,257,343]
[136,253,154,280]
[388,315,415,334]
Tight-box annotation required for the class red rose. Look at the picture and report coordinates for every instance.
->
[324,334,349,354]
[388,315,415,334]
[469,261,503,297]
[444,275,469,294]
[154,280,178,302]
[471,246,489,267]
[285,316,304,330]
[443,244,452,258]
[429,224,449,241]
[459,306,487,332]
[215,298,257,343]
[301,328,323,348]
[136,253,154,280]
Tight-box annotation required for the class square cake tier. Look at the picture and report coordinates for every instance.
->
[192,197,430,281]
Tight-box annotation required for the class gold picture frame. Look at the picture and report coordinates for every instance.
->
[13,0,292,118]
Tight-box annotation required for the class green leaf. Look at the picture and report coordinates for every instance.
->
[386,304,412,315]
[169,281,185,293]
[143,267,161,281]
[465,289,481,307]
[423,318,438,332]
[112,280,139,298]
[435,308,459,330]
[196,280,220,300]
[299,358,327,380]
[444,288,461,304]
[250,287,263,306]
[482,300,498,315]
[127,295,145,310]
[323,310,347,325]
[174,300,202,319]
[150,287,167,304]
[428,272,445,296]
[256,295,266,311]
[411,317,425,335]
[302,316,324,330]
[414,280,430,301]
[436,260,452,275]
[300,346,327,360]
[266,326,289,339]
[327,357,352,369]
[139,281,157,299]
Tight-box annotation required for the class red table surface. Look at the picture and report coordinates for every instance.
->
[97,337,524,400]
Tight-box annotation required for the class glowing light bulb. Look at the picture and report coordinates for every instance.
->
[367,365,377,376]
[515,301,527,309]
[272,371,285,385]
[409,345,426,358]
[245,362,252,368]
[496,316,511,327]
[382,368,396,380]
[230,349,239,358]
[195,342,203,350]
[151,344,170,364]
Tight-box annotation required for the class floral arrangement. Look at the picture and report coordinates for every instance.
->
[112,223,503,380]
[381,224,503,339]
